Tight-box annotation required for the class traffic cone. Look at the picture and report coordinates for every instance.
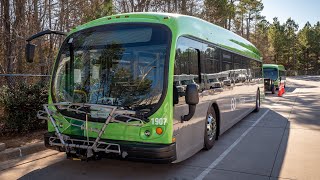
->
[278,84,283,97]
[278,84,284,97]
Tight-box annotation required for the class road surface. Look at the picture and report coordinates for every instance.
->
[1,76,320,180]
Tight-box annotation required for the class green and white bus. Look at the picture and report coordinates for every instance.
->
[27,12,263,163]
[263,64,286,94]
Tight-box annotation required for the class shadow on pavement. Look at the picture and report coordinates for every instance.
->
[17,108,294,180]
[290,76,320,82]
[17,155,195,180]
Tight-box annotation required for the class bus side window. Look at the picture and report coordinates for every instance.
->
[174,37,201,100]
[222,51,232,71]
[174,48,199,100]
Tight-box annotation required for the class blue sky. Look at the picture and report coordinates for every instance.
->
[261,0,320,28]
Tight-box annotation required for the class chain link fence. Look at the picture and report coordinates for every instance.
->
[0,74,51,88]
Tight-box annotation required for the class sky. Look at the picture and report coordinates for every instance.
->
[261,0,320,28]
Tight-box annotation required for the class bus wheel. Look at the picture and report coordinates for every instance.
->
[204,107,217,150]
[271,85,275,94]
[254,90,260,112]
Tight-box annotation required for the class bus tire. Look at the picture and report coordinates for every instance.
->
[254,89,260,112]
[204,106,217,150]
[271,85,275,94]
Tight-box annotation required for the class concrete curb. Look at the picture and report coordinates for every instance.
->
[0,142,46,162]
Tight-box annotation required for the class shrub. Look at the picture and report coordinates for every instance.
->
[0,83,48,135]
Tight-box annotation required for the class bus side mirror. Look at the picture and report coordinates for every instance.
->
[25,43,36,63]
[181,84,199,122]
[173,85,179,105]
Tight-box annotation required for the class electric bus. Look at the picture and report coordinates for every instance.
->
[26,12,263,163]
[263,64,286,94]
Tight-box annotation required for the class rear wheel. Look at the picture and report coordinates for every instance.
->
[204,106,217,150]
[254,90,260,112]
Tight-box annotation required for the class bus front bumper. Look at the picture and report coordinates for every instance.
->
[44,132,176,163]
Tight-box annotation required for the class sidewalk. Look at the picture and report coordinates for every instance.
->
[0,141,46,162]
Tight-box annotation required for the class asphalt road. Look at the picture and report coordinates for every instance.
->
[1,76,320,180]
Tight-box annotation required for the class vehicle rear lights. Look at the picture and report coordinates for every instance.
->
[156,127,163,135]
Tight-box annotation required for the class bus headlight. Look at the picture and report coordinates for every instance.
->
[144,130,151,137]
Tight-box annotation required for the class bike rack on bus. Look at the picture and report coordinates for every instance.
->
[37,102,145,159]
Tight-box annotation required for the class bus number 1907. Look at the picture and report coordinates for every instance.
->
[151,118,167,126]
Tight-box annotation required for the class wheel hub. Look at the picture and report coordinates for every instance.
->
[207,114,216,141]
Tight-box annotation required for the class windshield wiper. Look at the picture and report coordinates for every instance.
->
[140,66,156,81]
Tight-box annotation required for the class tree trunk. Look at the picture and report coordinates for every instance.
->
[14,0,26,74]
[167,0,171,12]
[246,14,251,40]
[181,0,186,15]
[174,0,177,12]
[241,14,244,36]
[2,0,13,88]
[48,0,53,74]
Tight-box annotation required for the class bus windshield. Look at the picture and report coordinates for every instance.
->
[52,23,171,113]
[263,68,278,80]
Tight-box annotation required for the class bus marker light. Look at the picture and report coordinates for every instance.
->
[156,127,163,135]
[172,137,176,142]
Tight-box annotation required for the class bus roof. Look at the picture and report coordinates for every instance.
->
[263,64,286,71]
[69,12,262,62]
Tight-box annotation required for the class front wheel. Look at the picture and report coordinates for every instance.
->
[271,85,275,94]
[254,90,260,112]
[204,106,217,150]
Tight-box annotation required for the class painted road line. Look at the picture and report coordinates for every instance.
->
[194,109,270,180]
